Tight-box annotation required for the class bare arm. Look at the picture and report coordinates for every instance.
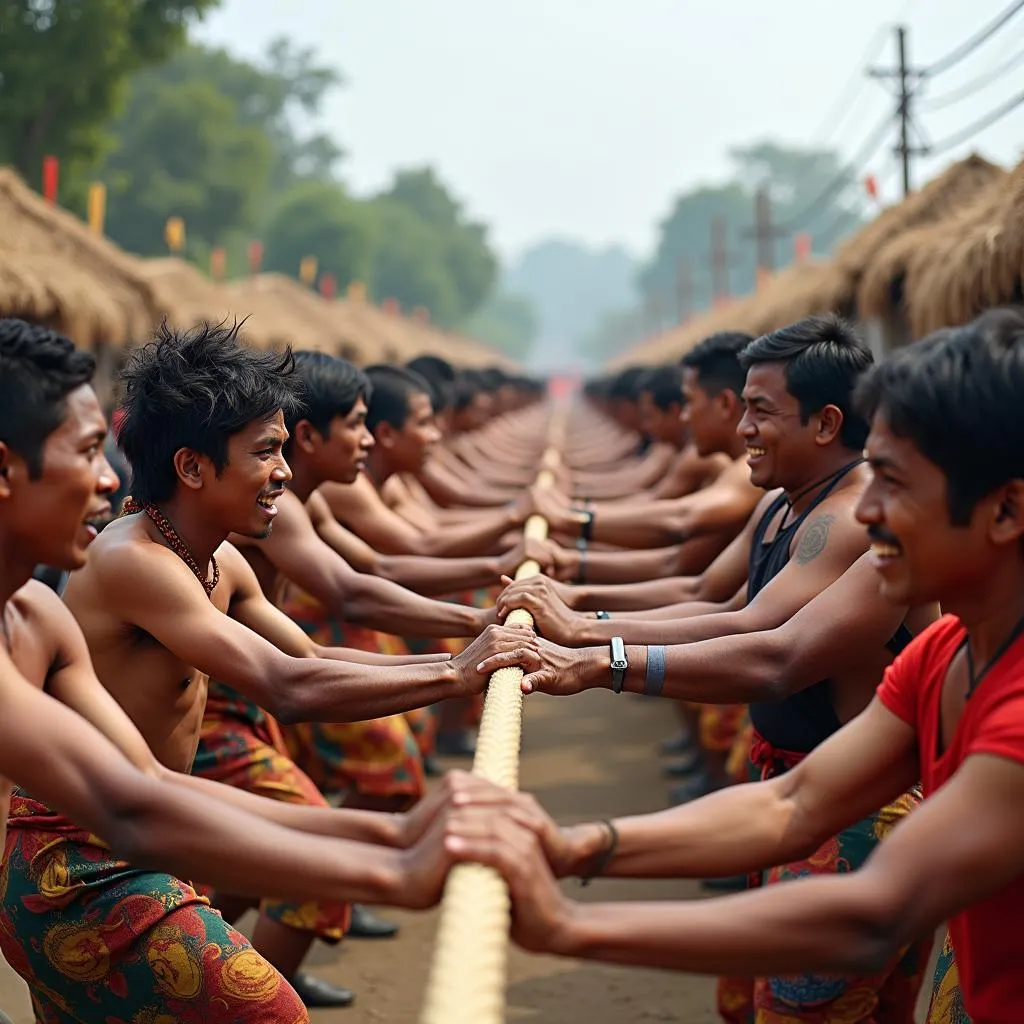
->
[97,542,529,724]
[308,491,512,596]
[565,506,867,645]
[242,492,485,637]
[323,479,522,558]
[478,737,1024,980]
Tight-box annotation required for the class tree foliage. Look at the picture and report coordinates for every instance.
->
[0,0,219,187]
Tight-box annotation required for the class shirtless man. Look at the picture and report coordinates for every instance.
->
[496,315,936,1021]
[322,365,541,559]
[462,308,1024,1024]
[0,318,539,1024]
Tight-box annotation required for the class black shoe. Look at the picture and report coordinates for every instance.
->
[661,749,703,778]
[422,754,444,777]
[659,731,694,756]
[701,875,749,892]
[347,903,399,939]
[436,729,477,758]
[290,971,356,1008]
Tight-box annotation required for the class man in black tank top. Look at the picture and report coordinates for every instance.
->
[511,315,935,1023]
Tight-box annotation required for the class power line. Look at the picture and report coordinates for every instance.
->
[922,0,1024,77]
[928,85,1024,153]
[919,45,1024,110]
[810,25,890,143]
[780,115,893,232]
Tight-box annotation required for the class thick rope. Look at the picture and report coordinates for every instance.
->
[420,412,565,1024]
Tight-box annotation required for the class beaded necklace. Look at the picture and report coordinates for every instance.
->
[121,497,220,597]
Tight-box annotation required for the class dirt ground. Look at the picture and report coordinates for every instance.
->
[0,689,939,1022]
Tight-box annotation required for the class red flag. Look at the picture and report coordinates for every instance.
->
[318,273,337,300]
[247,240,263,274]
[794,233,812,263]
[42,156,59,204]
[865,174,879,200]
[210,247,227,281]
[382,298,401,316]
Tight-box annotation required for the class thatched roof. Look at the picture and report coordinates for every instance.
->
[836,154,1003,277]
[0,168,161,346]
[897,159,1024,336]
[744,261,855,336]
[0,249,130,344]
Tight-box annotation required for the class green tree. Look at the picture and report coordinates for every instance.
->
[366,199,461,325]
[460,291,538,362]
[378,167,498,322]
[639,142,867,326]
[0,0,219,189]
[100,77,272,256]
[263,181,375,289]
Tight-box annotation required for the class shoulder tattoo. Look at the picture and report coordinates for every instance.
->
[794,514,836,564]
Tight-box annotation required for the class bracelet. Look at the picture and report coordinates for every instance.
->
[580,510,595,543]
[575,538,588,585]
[644,644,666,697]
[579,819,619,887]
[595,610,611,620]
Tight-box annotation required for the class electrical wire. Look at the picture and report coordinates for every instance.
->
[810,25,890,144]
[919,45,1024,110]
[922,0,1024,77]
[928,85,1024,153]
[780,115,894,232]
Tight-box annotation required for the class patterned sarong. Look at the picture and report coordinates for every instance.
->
[716,730,931,1024]
[699,703,748,753]
[190,683,350,941]
[925,931,970,1024]
[279,585,425,805]
[0,793,307,1024]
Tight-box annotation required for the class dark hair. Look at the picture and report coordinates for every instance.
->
[641,363,684,411]
[453,369,483,412]
[608,367,649,402]
[740,315,872,450]
[407,355,456,413]
[0,319,96,478]
[857,309,1024,526]
[118,320,303,503]
[364,364,433,434]
[682,331,752,398]
[286,351,371,449]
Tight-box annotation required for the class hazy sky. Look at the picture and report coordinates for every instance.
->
[197,1,1024,264]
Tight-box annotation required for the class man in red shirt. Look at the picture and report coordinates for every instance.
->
[463,308,1024,1024]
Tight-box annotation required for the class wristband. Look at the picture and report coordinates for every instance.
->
[579,819,619,887]
[644,644,666,697]
[580,510,595,542]
[575,538,588,585]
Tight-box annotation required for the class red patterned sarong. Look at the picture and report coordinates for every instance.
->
[716,729,931,1024]
[0,793,307,1023]
[190,684,350,941]
[279,585,425,805]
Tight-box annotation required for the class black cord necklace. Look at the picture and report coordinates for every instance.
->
[965,610,1024,697]
[778,458,865,532]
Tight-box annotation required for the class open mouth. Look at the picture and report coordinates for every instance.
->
[82,505,112,539]
[747,446,767,459]
[256,492,283,517]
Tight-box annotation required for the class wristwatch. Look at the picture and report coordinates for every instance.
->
[610,636,627,693]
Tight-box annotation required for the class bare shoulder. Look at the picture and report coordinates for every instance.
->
[792,489,869,566]
[306,489,332,528]
[9,579,75,653]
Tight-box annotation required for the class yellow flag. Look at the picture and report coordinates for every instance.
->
[165,217,185,254]
[299,255,319,286]
[87,183,106,235]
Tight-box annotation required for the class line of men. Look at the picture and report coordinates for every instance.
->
[1,308,1021,1023]
[0,318,553,1021]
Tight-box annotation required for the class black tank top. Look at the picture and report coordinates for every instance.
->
[747,463,914,753]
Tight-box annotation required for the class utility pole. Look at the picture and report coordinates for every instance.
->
[710,216,733,306]
[675,258,692,324]
[869,25,929,197]
[741,188,788,286]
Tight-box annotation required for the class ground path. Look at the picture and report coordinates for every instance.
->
[0,687,938,1022]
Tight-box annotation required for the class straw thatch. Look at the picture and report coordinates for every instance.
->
[837,154,1004,277]
[896,159,1024,336]
[744,261,856,336]
[0,168,162,346]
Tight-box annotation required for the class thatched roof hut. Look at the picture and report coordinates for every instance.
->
[867,159,1024,337]
[0,168,162,347]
